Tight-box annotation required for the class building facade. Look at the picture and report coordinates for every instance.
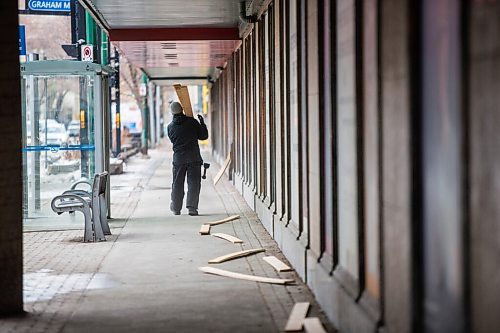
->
[209,1,500,332]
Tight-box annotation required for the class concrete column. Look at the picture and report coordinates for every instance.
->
[273,0,284,219]
[0,1,24,315]
[380,0,414,332]
[469,2,500,332]
[306,0,321,258]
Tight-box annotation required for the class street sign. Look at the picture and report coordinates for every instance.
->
[19,25,26,56]
[27,0,71,12]
[81,45,94,62]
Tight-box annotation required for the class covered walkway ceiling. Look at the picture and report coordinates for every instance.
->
[79,0,246,84]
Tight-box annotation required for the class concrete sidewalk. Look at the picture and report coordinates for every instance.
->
[1,144,335,333]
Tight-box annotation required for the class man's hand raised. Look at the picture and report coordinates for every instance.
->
[197,114,205,124]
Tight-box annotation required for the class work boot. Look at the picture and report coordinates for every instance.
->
[170,202,181,215]
[188,209,198,216]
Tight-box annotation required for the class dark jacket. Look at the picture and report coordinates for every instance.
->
[167,114,209,164]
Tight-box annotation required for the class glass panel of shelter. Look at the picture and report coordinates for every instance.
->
[20,61,110,230]
[22,74,95,228]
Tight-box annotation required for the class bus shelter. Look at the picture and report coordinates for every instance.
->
[20,60,113,230]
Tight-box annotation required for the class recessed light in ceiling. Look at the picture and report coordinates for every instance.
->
[161,43,176,50]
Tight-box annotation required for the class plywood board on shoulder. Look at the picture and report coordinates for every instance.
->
[199,224,210,235]
[208,248,265,264]
[173,84,193,117]
[303,317,327,333]
[213,153,231,186]
[206,214,240,226]
[284,302,310,331]
[199,266,294,285]
[212,233,243,243]
[263,256,292,272]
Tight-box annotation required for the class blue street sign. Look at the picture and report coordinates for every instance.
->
[27,0,70,12]
[19,25,26,56]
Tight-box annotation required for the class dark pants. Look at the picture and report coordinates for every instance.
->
[170,162,202,212]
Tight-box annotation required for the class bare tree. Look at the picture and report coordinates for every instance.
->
[19,14,71,60]
[118,54,150,153]
[120,55,145,112]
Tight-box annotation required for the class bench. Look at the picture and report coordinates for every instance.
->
[66,173,111,237]
[51,172,111,242]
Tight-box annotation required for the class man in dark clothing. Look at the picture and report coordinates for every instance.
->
[167,101,209,216]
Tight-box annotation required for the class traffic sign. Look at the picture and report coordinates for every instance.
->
[27,0,70,12]
[81,45,94,62]
[19,25,26,56]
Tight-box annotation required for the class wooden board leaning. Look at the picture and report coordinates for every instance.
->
[213,153,231,186]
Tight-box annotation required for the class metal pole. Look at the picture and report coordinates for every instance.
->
[141,73,148,155]
[95,25,102,64]
[155,85,161,144]
[94,73,103,173]
[43,78,47,173]
[101,31,108,65]
[114,49,121,155]
[72,0,90,177]
[21,76,28,218]
[27,75,37,214]
[148,82,155,149]
[197,85,203,115]
[85,12,95,45]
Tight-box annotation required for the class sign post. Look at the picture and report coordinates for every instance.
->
[81,44,94,62]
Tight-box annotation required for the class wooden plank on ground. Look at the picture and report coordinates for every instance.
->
[303,317,327,333]
[262,256,292,272]
[212,233,243,244]
[173,84,193,117]
[284,302,310,331]
[213,153,231,186]
[199,224,211,235]
[208,248,265,264]
[199,266,294,285]
[206,214,240,226]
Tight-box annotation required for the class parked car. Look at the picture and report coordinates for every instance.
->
[67,120,80,137]
[42,123,68,145]
[39,119,60,133]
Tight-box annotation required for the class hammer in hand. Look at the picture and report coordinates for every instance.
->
[202,163,210,179]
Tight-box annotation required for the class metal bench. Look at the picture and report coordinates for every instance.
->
[66,174,111,237]
[51,172,111,242]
